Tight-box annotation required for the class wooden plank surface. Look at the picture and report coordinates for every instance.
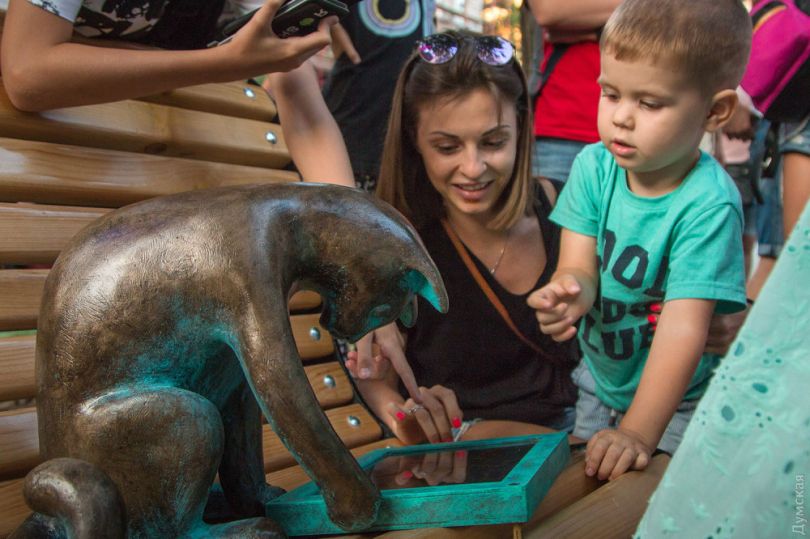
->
[523,454,669,538]
[0,87,291,169]
[0,270,47,332]
[0,203,107,265]
[0,477,28,539]
[138,82,278,122]
[0,408,38,482]
[0,138,299,208]
[291,313,335,361]
[261,403,382,473]
[0,336,35,402]
[0,270,320,333]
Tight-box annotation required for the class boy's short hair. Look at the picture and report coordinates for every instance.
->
[601,0,752,95]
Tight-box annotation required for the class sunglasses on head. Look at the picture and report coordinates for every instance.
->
[416,33,515,66]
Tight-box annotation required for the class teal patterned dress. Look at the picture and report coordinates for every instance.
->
[635,202,810,538]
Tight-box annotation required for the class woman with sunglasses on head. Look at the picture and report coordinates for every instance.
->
[336,31,580,446]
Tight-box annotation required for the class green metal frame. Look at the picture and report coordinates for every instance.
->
[265,432,569,535]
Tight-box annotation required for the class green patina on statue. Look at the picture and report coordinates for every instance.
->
[10,183,448,539]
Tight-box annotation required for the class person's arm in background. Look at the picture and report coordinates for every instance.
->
[263,63,354,187]
[782,151,810,239]
[526,0,621,31]
[1,0,335,111]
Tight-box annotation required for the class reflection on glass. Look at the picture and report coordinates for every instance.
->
[368,442,533,490]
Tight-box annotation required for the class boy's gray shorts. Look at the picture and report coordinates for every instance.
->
[571,360,698,455]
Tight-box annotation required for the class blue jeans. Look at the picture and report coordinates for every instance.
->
[570,361,698,454]
[532,137,588,182]
[780,116,810,156]
[757,116,810,257]
[756,162,783,257]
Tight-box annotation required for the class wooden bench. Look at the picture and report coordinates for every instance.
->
[0,46,668,539]
[0,74,407,536]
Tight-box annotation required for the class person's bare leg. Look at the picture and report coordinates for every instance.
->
[742,233,756,278]
[782,152,810,238]
[746,255,777,300]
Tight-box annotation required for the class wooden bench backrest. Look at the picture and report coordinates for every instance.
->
[0,72,395,537]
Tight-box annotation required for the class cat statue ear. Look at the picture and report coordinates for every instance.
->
[399,269,449,328]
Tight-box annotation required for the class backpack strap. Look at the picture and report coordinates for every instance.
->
[530,43,570,102]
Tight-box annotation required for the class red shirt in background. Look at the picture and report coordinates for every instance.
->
[533,41,602,144]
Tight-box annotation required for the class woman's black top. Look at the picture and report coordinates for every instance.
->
[402,181,579,426]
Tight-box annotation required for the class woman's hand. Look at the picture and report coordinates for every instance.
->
[384,385,464,446]
[346,323,423,402]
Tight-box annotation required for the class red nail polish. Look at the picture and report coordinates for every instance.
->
[401,470,413,479]
[451,417,462,428]
[395,411,406,421]
[442,437,453,443]
[647,314,657,324]
[650,303,662,313]
[455,450,467,458]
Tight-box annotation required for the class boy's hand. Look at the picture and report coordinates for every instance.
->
[585,427,652,481]
[528,274,585,341]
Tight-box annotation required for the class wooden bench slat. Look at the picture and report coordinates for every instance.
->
[262,403,382,473]
[0,88,291,169]
[138,82,277,122]
[0,138,299,208]
[0,336,35,402]
[0,203,108,265]
[290,313,335,361]
[0,409,38,482]
[0,270,320,332]
[0,477,28,539]
[0,270,47,332]
[523,454,669,538]
[303,362,353,409]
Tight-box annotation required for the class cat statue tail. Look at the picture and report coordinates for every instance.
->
[9,458,125,539]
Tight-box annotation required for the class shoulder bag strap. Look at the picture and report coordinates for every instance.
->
[441,219,546,355]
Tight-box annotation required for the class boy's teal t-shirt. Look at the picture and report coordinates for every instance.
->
[551,143,747,411]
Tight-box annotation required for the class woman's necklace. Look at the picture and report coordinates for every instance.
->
[489,227,512,275]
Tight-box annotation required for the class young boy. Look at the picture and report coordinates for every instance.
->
[528,0,751,480]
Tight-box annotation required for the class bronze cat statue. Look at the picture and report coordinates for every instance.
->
[11,183,448,538]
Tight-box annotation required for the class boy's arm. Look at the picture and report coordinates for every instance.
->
[529,228,599,341]
[263,63,355,187]
[1,0,334,111]
[586,298,715,480]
